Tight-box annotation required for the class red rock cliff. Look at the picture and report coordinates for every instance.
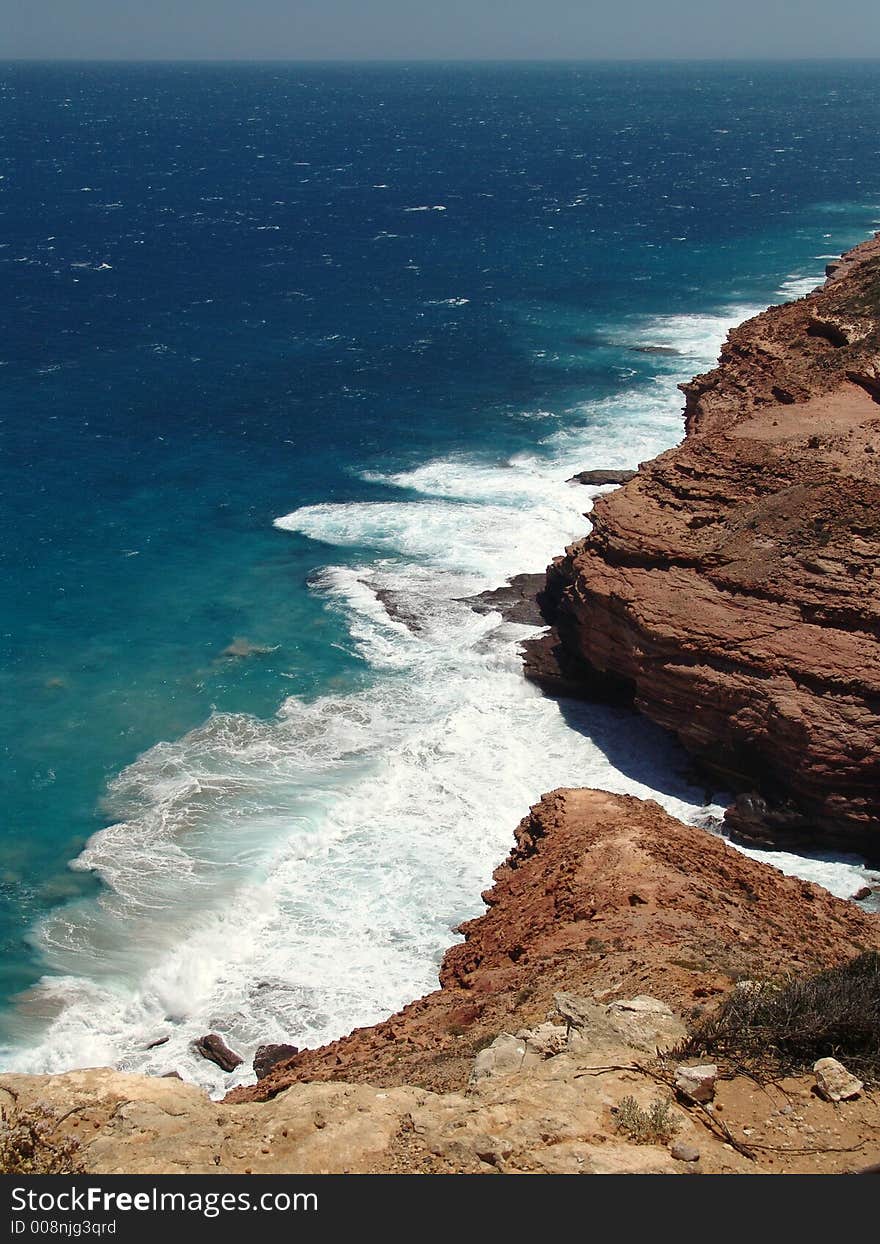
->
[526,237,880,857]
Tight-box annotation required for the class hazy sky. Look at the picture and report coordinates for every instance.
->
[4,0,879,61]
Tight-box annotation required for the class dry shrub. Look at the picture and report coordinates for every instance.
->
[614,1096,679,1145]
[0,1104,84,1175]
[678,951,880,1081]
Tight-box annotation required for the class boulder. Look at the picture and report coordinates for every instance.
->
[194,1034,243,1073]
[813,1057,863,1102]
[470,1033,540,1084]
[605,996,687,1051]
[253,1044,300,1080]
[515,1022,568,1059]
[675,1064,717,1104]
[555,992,687,1055]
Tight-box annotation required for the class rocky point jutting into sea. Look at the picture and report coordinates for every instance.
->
[4,791,878,1174]
[525,234,880,858]
[2,238,879,1175]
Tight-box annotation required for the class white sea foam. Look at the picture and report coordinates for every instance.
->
[5,289,869,1095]
[732,842,878,902]
[776,273,823,299]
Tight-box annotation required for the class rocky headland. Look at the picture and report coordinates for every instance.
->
[3,791,879,1174]
[229,790,878,1103]
[525,235,880,856]
[3,240,880,1176]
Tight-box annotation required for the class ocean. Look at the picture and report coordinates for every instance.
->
[1,60,879,1092]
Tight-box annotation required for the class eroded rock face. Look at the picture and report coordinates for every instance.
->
[526,236,880,857]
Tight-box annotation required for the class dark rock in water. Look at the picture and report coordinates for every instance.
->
[194,1033,244,1073]
[145,1035,170,1050]
[694,812,725,833]
[520,629,585,698]
[374,587,426,632]
[253,1043,301,1080]
[567,469,637,487]
[464,573,548,626]
[852,887,873,902]
[633,345,682,356]
[723,792,823,853]
[161,1071,182,1080]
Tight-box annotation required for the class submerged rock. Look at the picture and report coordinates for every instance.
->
[220,637,279,660]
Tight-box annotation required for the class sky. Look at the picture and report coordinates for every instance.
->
[2,0,879,61]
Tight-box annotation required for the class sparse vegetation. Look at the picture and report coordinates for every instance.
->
[670,956,711,973]
[0,1104,84,1175]
[677,951,880,1082]
[614,1096,679,1145]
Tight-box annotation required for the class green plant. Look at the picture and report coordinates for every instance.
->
[0,1104,84,1175]
[614,1096,679,1145]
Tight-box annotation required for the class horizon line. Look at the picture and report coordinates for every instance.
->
[3,55,880,65]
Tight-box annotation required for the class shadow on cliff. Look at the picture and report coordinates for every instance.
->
[544,687,879,884]
[539,687,725,812]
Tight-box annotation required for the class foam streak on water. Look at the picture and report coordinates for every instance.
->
[4,295,875,1095]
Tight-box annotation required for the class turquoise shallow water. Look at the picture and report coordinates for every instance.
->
[1,62,879,1089]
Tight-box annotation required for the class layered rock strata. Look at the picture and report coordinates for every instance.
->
[525,237,880,854]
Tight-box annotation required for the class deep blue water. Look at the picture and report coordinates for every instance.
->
[1,62,879,1087]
